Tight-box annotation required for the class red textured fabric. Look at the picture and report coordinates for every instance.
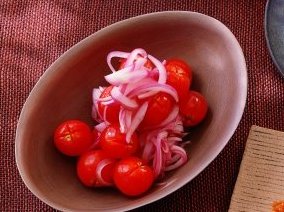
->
[1,0,284,211]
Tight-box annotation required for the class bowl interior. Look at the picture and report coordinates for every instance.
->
[15,11,247,211]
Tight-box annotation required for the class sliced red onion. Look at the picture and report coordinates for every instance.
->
[171,144,188,155]
[140,124,187,177]
[134,57,147,71]
[123,78,156,96]
[107,51,130,73]
[167,136,183,143]
[161,118,183,134]
[126,101,149,143]
[153,133,164,178]
[92,49,192,179]
[161,139,170,153]
[104,66,133,85]
[105,67,148,86]
[125,110,132,131]
[171,122,184,134]
[92,88,102,101]
[96,159,116,186]
[142,140,154,162]
[92,99,104,123]
[95,103,104,122]
[148,54,167,84]
[110,86,138,110]
[100,99,115,106]
[153,148,162,178]
[137,90,159,99]
[91,104,98,121]
[103,105,107,122]
[95,122,108,132]
[163,149,172,165]
[99,86,105,92]
[128,82,178,102]
[181,140,191,148]
[164,156,187,171]
[166,154,180,165]
[96,95,112,102]
[124,48,147,67]
[158,131,168,140]
[164,145,187,171]
[119,109,126,133]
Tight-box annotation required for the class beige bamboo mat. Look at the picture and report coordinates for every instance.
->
[229,125,284,212]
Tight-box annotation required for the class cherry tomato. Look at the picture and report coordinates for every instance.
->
[119,57,154,70]
[165,59,192,101]
[77,150,116,187]
[100,125,139,158]
[179,91,208,127]
[54,120,94,156]
[139,92,175,128]
[97,86,120,123]
[113,157,154,196]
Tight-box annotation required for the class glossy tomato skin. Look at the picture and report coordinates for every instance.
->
[165,59,192,101]
[113,157,154,196]
[179,91,208,127]
[97,86,120,123]
[54,120,94,156]
[77,150,115,187]
[140,92,175,128]
[100,125,139,158]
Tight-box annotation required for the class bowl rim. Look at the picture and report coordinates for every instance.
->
[264,0,284,78]
[15,10,247,211]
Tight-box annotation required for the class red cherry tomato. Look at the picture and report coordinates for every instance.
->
[179,91,208,127]
[97,86,120,123]
[113,157,154,196]
[100,125,139,158]
[54,120,94,156]
[119,57,154,70]
[165,59,192,101]
[77,150,116,187]
[140,92,175,128]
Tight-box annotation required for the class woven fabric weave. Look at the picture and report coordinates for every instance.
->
[1,0,283,211]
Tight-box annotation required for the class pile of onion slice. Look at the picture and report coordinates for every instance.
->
[92,48,189,179]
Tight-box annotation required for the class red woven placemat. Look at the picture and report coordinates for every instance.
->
[1,0,283,211]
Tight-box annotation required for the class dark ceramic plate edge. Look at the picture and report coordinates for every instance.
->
[264,0,284,77]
